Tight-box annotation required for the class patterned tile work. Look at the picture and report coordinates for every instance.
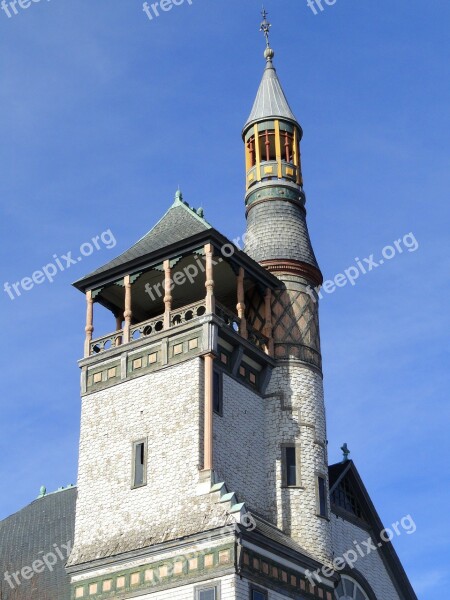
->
[241,549,333,600]
[72,544,234,599]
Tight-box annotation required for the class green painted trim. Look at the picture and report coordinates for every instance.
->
[242,548,334,599]
[71,543,235,600]
[246,185,301,207]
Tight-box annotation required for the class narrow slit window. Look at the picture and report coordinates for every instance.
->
[318,476,328,517]
[213,370,223,415]
[132,440,147,488]
[285,446,297,486]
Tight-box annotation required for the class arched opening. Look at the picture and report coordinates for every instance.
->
[335,575,373,600]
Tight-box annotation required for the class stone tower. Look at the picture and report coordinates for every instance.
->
[66,18,336,600]
[242,37,332,563]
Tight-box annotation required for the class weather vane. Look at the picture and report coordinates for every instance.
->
[260,7,271,48]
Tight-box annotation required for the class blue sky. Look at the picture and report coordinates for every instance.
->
[0,0,449,596]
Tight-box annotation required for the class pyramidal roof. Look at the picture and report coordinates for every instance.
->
[244,51,298,131]
[74,193,211,286]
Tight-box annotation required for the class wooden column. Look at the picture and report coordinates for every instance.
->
[293,127,302,186]
[274,120,283,179]
[203,353,214,471]
[253,124,261,181]
[84,290,94,358]
[163,259,172,330]
[236,267,247,339]
[123,275,132,344]
[205,243,215,314]
[115,315,123,347]
[264,287,274,357]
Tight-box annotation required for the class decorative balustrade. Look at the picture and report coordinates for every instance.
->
[130,313,165,342]
[247,325,269,354]
[89,299,268,356]
[90,330,123,354]
[215,301,268,352]
[215,302,240,333]
[89,300,208,356]
[171,300,207,326]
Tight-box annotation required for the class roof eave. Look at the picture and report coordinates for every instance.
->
[72,229,281,294]
[242,116,302,139]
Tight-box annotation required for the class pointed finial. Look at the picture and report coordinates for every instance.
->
[341,443,350,463]
[37,485,47,499]
[175,189,183,202]
[260,7,274,61]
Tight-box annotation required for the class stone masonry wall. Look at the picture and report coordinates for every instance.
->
[70,358,228,566]
[213,373,268,518]
[264,362,332,565]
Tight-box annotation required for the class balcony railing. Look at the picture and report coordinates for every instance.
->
[215,302,268,354]
[90,330,123,354]
[130,313,165,341]
[89,299,268,356]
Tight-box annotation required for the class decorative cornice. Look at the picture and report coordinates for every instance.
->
[245,196,305,217]
[245,182,305,211]
[260,259,323,287]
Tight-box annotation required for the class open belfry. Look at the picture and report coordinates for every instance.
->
[0,13,417,600]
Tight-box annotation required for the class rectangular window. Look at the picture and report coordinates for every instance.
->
[132,439,147,488]
[286,446,296,486]
[318,475,328,518]
[250,586,268,600]
[195,584,220,600]
[282,444,300,487]
[213,369,223,415]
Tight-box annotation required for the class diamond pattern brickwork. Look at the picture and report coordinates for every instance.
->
[245,287,266,333]
[271,287,321,369]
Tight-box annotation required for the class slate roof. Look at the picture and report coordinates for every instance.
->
[244,199,321,272]
[244,55,299,132]
[249,514,320,567]
[73,196,211,288]
[0,466,418,600]
[0,487,76,600]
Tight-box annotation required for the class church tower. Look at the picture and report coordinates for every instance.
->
[242,13,332,563]
[61,13,417,600]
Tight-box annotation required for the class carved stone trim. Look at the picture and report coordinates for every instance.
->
[260,259,323,287]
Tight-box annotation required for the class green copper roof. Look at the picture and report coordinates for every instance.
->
[244,51,298,132]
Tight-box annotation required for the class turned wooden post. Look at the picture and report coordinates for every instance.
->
[204,243,215,314]
[123,275,132,344]
[236,267,248,339]
[163,259,172,330]
[115,314,123,347]
[264,287,274,357]
[84,290,94,358]
[203,353,214,471]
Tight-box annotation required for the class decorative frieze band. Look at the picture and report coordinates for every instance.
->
[72,544,234,599]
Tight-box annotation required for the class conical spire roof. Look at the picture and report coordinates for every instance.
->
[244,49,298,132]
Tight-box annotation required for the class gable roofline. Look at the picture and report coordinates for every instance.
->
[328,461,418,600]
